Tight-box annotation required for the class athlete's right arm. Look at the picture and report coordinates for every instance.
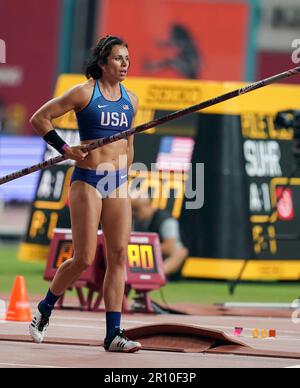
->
[30,85,89,161]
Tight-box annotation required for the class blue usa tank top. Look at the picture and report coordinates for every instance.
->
[76,81,135,141]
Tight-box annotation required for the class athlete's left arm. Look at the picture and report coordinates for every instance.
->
[127,90,139,169]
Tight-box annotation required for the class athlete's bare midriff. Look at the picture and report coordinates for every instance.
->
[76,139,129,171]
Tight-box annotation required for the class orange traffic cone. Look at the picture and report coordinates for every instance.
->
[6,276,32,322]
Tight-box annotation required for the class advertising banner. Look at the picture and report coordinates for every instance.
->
[97,0,250,81]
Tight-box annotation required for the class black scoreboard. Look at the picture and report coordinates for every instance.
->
[241,112,300,260]
[182,109,300,281]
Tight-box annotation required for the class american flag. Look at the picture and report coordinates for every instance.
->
[156,137,195,172]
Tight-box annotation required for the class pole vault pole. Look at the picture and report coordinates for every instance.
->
[1,66,300,185]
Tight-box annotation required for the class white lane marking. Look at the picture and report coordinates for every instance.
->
[53,316,159,325]
[285,365,300,368]
[0,362,65,369]
[1,316,158,326]
[51,323,102,330]
[1,319,300,334]
[2,319,300,340]
[51,316,300,335]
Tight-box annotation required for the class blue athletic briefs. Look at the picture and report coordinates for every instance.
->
[71,167,128,198]
[76,81,135,141]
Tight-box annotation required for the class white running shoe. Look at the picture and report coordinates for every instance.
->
[105,329,142,353]
[29,311,49,344]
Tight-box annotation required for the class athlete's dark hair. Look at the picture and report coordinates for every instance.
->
[85,35,128,80]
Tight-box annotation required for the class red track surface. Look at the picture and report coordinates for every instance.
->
[1,306,300,368]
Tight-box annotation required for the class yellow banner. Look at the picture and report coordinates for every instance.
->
[52,74,300,130]
[182,258,300,281]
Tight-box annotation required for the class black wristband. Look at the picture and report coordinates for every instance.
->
[43,130,69,155]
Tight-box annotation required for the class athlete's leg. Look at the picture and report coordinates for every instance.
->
[30,181,102,343]
[101,194,141,352]
[101,196,131,312]
[50,181,102,295]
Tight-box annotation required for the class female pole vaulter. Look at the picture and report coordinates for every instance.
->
[29,35,141,353]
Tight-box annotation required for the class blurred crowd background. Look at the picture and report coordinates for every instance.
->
[2,0,299,137]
